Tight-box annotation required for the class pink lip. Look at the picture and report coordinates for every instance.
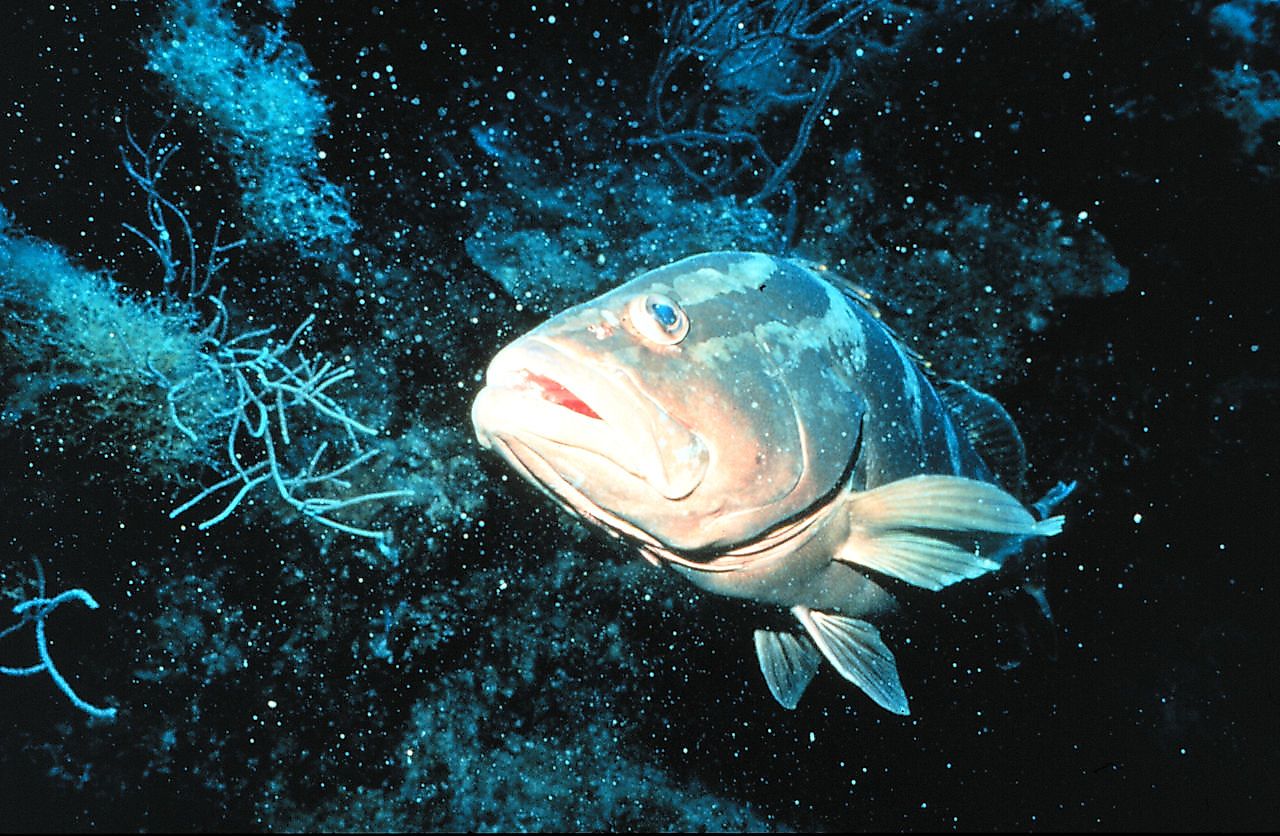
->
[519,371,602,420]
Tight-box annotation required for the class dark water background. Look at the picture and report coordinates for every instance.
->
[1,1,1275,831]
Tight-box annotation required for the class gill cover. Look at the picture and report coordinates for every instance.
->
[472,252,867,553]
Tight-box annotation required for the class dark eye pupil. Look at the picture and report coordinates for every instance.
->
[650,301,677,329]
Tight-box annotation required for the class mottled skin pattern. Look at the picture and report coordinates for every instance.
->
[473,252,1054,710]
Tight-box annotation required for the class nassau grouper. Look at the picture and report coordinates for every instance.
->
[471,251,1064,714]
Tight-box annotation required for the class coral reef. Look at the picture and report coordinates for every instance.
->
[800,158,1129,384]
[0,207,229,480]
[145,0,355,254]
[0,0,1274,831]
[466,150,785,316]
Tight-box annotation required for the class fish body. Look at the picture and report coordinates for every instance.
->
[472,252,1063,713]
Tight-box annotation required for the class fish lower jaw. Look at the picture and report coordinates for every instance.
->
[473,383,688,493]
[492,435,669,550]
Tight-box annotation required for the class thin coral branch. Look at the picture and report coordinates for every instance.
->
[116,129,406,539]
[1,560,117,721]
[120,124,245,307]
[639,0,867,205]
[166,316,411,540]
[752,57,842,202]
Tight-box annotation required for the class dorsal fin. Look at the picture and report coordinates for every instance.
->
[937,379,1028,496]
[792,259,882,316]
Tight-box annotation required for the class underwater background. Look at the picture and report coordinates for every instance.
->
[0,0,1275,830]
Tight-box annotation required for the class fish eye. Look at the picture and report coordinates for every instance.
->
[628,293,689,345]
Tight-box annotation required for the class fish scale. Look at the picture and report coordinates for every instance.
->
[472,251,1064,714]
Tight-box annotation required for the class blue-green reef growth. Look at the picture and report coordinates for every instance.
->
[0,0,1275,830]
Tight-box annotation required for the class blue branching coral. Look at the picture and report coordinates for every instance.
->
[0,204,230,477]
[1,560,117,721]
[0,190,406,540]
[0,0,1273,831]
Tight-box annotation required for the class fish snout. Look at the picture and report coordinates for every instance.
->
[472,336,709,502]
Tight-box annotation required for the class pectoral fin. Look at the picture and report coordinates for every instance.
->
[793,606,910,715]
[838,475,1065,591]
[753,629,822,710]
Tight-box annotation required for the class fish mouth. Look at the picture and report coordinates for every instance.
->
[471,337,708,504]
[507,370,602,420]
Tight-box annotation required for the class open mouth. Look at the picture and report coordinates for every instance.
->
[515,370,602,420]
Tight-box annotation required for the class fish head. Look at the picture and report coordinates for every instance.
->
[471,252,866,553]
